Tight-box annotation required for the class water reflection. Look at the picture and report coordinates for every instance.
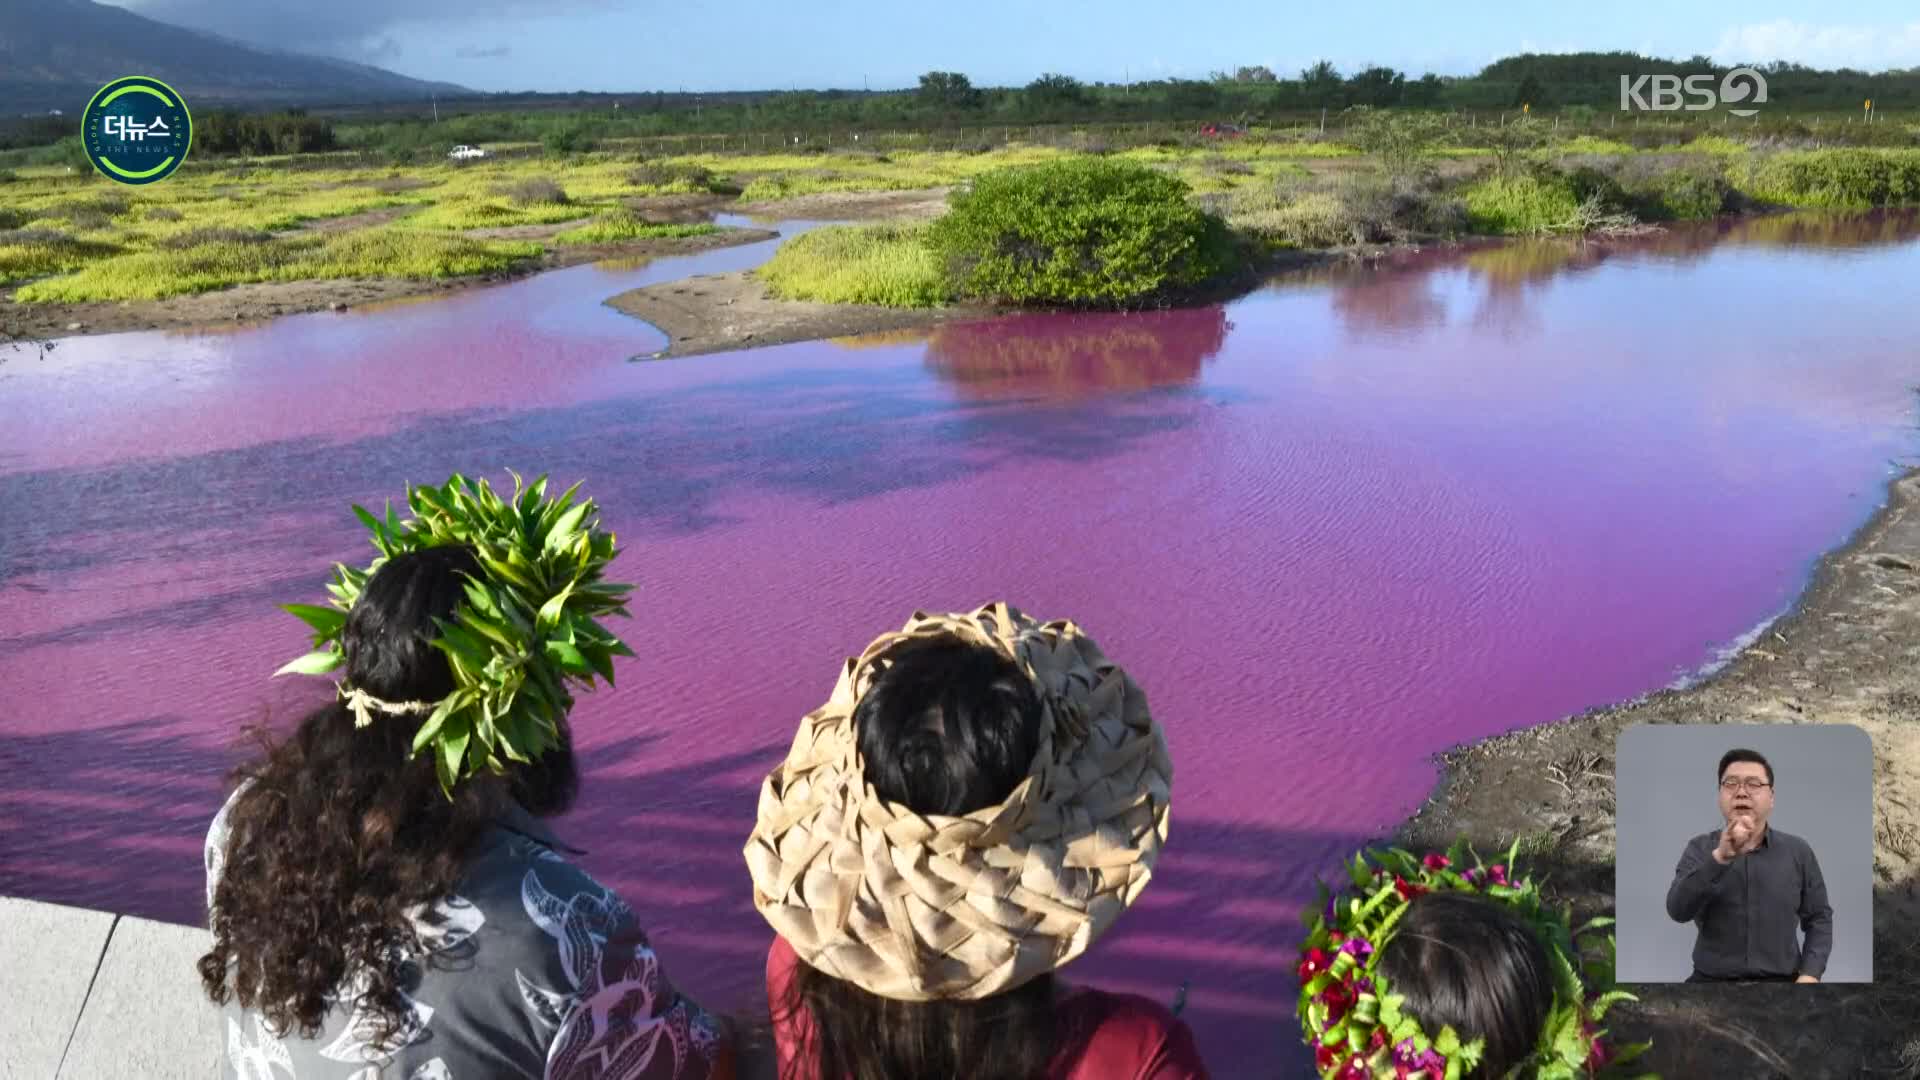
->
[1266,210,1920,342]
[922,307,1232,398]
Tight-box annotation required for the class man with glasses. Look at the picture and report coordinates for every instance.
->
[1665,748,1833,983]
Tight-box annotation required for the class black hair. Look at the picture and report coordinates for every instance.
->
[1375,891,1553,1079]
[201,545,579,1042]
[781,638,1055,1080]
[1717,748,1774,789]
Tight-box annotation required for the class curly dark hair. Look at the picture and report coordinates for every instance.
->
[777,638,1058,1080]
[198,545,579,1046]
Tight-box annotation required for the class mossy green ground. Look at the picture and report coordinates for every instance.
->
[4,134,1918,303]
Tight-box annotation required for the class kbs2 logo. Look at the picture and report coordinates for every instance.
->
[1619,68,1768,117]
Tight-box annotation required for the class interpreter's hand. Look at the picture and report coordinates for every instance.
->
[1796,974,1820,984]
[1714,819,1752,864]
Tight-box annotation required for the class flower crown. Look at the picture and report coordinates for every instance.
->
[1297,838,1655,1080]
[274,472,634,792]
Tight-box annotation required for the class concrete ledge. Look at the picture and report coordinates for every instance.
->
[0,898,218,1080]
[0,897,116,1080]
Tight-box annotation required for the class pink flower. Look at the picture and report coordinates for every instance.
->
[1338,1056,1371,1080]
[1422,853,1451,871]
[1463,867,1486,886]
[1339,936,1375,963]
[1321,982,1356,1022]
[1394,875,1429,901]
[1393,1038,1448,1076]
[1488,864,1509,886]
[1315,1040,1339,1070]
[1299,947,1333,983]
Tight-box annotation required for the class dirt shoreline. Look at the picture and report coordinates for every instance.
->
[604,270,1003,359]
[1396,470,1920,1078]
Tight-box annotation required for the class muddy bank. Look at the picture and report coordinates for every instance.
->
[0,227,775,341]
[606,269,1000,358]
[1398,470,1920,1079]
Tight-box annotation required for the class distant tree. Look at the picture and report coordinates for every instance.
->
[1347,65,1406,107]
[1513,73,1544,107]
[918,71,983,109]
[1166,78,1223,113]
[1300,60,1344,107]
[1403,72,1446,107]
[1233,65,1278,83]
[1026,73,1089,108]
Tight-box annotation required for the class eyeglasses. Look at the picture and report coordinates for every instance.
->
[1719,778,1772,793]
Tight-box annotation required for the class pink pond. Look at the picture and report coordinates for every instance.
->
[3,211,1919,1074]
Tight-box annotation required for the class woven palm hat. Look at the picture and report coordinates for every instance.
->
[743,602,1173,1002]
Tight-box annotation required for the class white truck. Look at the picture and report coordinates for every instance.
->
[447,144,488,161]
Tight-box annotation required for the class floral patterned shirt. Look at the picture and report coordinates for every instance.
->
[205,790,731,1080]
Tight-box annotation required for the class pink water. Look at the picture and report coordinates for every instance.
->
[3,211,1919,1074]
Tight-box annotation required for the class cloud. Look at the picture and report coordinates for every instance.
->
[455,44,512,59]
[111,0,618,60]
[360,35,402,63]
[1712,20,1920,71]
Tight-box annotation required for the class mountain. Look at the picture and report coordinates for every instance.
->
[0,0,469,114]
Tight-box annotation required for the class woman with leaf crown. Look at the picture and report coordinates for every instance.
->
[200,473,743,1080]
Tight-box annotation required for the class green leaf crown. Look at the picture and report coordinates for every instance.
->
[1296,838,1656,1080]
[275,471,634,792]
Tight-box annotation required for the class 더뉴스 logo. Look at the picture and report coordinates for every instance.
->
[82,76,193,184]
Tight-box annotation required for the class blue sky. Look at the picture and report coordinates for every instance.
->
[112,1,1920,93]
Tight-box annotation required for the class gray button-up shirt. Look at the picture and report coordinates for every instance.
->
[206,790,729,1079]
[1664,824,1833,979]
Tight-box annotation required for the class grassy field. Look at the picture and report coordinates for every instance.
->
[3,127,1919,306]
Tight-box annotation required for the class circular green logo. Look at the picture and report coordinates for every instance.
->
[82,76,193,185]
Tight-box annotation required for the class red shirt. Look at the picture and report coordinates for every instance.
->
[765,935,1210,1080]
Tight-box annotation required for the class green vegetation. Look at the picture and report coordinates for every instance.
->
[928,158,1237,306]
[195,111,338,156]
[1733,149,1920,208]
[1463,168,1617,234]
[3,115,1919,312]
[549,213,718,246]
[758,224,952,306]
[13,227,539,302]
[0,228,121,285]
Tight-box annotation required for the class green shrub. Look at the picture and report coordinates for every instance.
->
[1562,165,1626,208]
[626,162,724,193]
[549,212,719,246]
[927,158,1236,307]
[1226,175,1466,248]
[1734,149,1920,208]
[542,123,600,156]
[1341,107,1447,181]
[758,224,952,307]
[1462,169,1582,233]
[1639,168,1733,220]
[496,177,571,206]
